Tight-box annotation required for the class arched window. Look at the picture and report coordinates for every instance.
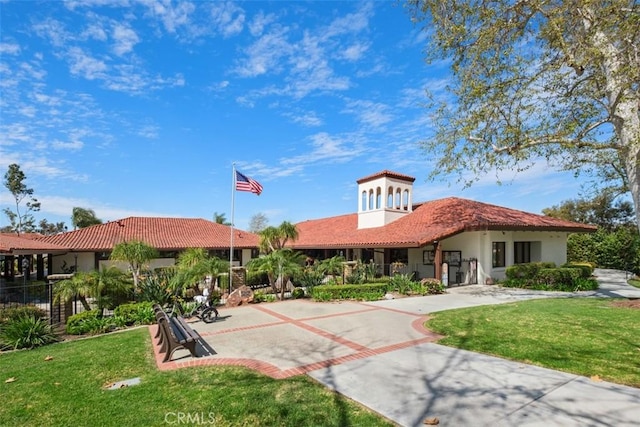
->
[376,187,382,209]
[361,191,367,211]
[403,189,410,210]
[369,189,374,210]
[387,187,394,208]
[395,188,401,209]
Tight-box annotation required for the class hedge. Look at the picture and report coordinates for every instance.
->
[309,283,389,301]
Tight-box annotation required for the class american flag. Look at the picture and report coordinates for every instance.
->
[235,171,263,195]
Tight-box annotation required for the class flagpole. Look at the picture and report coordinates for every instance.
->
[229,163,236,297]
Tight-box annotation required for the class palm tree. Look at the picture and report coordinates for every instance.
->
[258,221,299,253]
[248,249,305,300]
[71,207,102,230]
[54,267,132,315]
[213,212,231,225]
[110,240,158,290]
[54,273,93,312]
[173,248,229,297]
[317,255,346,283]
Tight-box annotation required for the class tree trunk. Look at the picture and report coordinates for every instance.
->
[582,7,640,232]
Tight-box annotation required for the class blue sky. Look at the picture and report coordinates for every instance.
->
[0,1,587,232]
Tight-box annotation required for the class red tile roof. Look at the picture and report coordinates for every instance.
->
[37,217,259,251]
[356,169,416,184]
[0,233,68,254]
[291,197,597,249]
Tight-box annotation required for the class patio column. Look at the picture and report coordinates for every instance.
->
[434,241,442,281]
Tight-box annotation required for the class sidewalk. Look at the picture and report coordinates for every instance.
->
[309,268,640,426]
[149,268,640,426]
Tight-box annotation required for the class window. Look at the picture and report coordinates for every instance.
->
[492,242,505,268]
[361,191,367,211]
[514,242,531,264]
[376,187,382,209]
[387,187,394,208]
[369,189,374,210]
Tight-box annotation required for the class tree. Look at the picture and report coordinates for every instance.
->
[2,164,41,235]
[109,240,158,290]
[409,1,640,231]
[247,248,305,300]
[173,248,229,296]
[543,193,635,231]
[54,267,132,315]
[71,207,102,230]
[213,212,231,225]
[258,221,299,254]
[248,212,269,233]
[37,219,67,235]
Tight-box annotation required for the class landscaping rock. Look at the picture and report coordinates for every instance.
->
[226,285,254,307]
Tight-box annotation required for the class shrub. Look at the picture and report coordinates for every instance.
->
[137,271,175,305]
[505,262,556,280]
[309,283,389,301]
[0,315,59,350]
[389,273,415,295]
[420,278,446,295]
[536,268,582,290]
[113,302,155,326]
[0,305,47,324]
[66,310,114,335]
[252,291,266,303]
[561,262,594,278]
[292,287,305,299]
[295,269,325,289]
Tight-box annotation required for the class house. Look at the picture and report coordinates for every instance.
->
[1,233,67,281]
[4,170,596,288]
[37,217,260,274]
[290,170,597,285]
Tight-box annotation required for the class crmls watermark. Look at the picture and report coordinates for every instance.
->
[164,412,216,425]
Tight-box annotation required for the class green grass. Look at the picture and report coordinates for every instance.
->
[426,298,640,388]
[629,277,640,288]
[0,328,392,427]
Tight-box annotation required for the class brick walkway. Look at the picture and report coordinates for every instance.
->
[150,299,442,378]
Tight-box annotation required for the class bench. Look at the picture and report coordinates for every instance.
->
[154,307,203,363]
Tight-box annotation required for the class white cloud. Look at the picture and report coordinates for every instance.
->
[233,26,291,77]
[0,43,21,55]
[343,99,393,129]
[341,42,369,61]
[143,0,195,33]
[67,47,108,79]
[210,1,245,38]
[281,132,367,166]
[286,111,323,127]
[111,23,139,55]
[82,22,108,41]
[52,139,84,150]
[248,11,277,37]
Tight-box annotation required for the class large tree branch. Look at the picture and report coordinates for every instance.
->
[483,118,617,153]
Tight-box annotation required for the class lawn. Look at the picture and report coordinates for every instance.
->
[426,298,640,388]
[0,328,392,427]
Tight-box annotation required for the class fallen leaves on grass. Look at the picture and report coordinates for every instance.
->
[5,377,17,383]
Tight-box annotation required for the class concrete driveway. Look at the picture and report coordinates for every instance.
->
[150,268,640,426]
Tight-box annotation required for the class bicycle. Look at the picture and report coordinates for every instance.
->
[174,292,219,324]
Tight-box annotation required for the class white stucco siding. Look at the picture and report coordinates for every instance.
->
[407,230,570,284]
[49,252,95,274]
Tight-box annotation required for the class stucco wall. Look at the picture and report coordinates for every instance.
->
[406,230,569,285]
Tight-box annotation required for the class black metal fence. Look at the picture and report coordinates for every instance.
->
[0,279,86,328]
